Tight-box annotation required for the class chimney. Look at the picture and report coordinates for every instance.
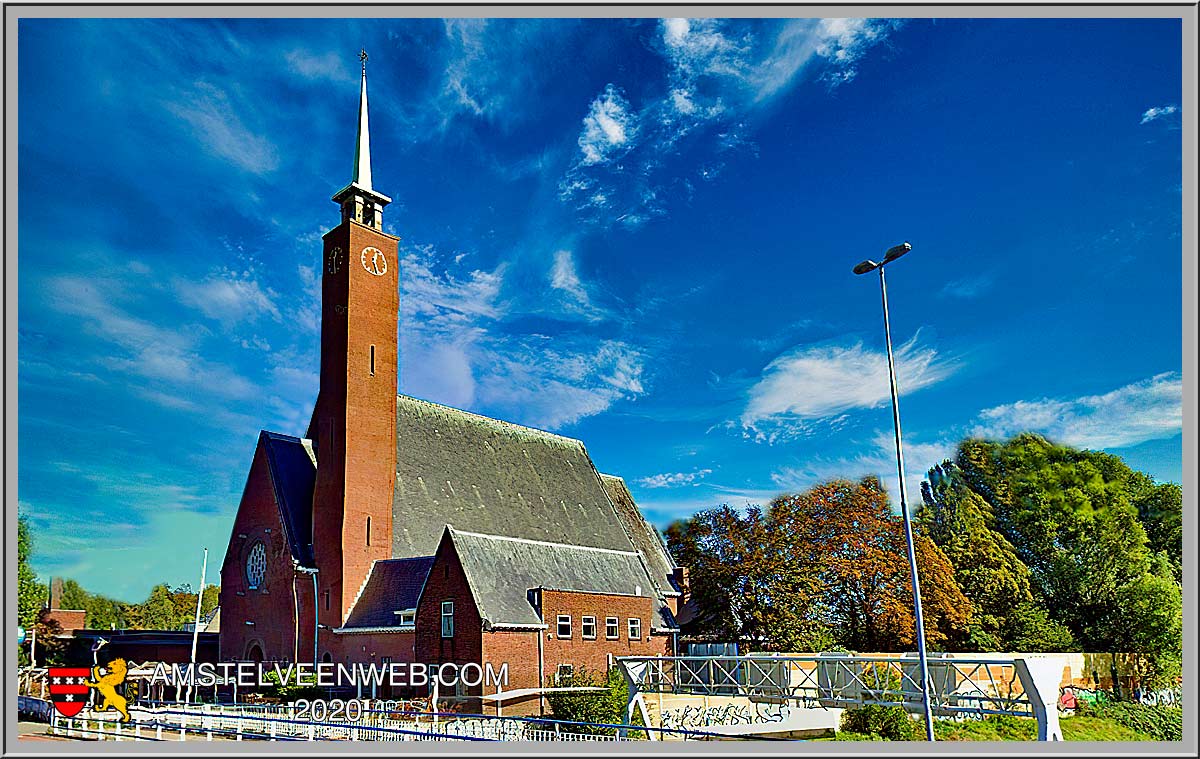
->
[50,577,63,610]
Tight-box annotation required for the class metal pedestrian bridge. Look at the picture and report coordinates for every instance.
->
[616,653,1067,741]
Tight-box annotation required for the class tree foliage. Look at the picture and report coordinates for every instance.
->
[17,516,48,630]
[544,667,640,736]
[668,477,970,652]
[918,434,1181,666]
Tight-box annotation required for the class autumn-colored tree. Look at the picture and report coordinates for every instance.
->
[773,478,971,652]
[666,504,830,651]
[31,612,70,666]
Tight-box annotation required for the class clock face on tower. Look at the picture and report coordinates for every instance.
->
[327,247,343,274]
[361,246,388,276]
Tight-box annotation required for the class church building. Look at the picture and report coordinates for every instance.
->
[218,55,684,715]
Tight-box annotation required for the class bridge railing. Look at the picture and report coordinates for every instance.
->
[616,654,1067,741]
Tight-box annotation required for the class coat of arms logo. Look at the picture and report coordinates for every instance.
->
[48,658,130,721]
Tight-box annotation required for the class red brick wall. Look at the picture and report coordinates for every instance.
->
[43,609,86,633]
[310,218,400,629]
[219,438,306,663]
[541,590,668,683]
[414,538,483,670]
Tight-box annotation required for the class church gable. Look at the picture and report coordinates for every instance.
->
[444,527,669,630]
[261,431,317,567]
[391,395,637,558]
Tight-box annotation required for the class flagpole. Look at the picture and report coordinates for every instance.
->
[185,548,208,703]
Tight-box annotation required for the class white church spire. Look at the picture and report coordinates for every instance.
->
[332,49,390,230]
[351,49,373,191]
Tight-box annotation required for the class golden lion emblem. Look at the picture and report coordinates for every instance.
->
[86,658,130,722]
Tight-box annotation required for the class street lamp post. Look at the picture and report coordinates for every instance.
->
[853,241,936,742]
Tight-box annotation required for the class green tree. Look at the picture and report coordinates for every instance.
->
[1129,478,1182,582]
[1109,558,1183,689]
[920,434,1180,668]
[920,463,1034,649]
[1001,602,1076,652]
[17,516,48,630]
[139,584,181,630]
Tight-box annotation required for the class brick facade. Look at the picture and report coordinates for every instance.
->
[219,440,309,663]
[309,218,400,629]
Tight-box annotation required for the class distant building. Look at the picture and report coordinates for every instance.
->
[218,56,685,715]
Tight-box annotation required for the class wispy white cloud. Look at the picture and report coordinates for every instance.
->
[174,264,282,328]
[940,274,993,299]
[399,245,647,429]
[972,372,1182,450]
[549,249,608,322]
[284,48,355,84]
[770,430,956,508]
[165,81,279,175]
[638,468,713,489]
[577,84,638,165]
[740,334,954,443]
[45,273,261,407]
[560,18,900,226]
[1140,104,1178,125]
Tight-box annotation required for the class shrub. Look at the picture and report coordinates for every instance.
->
[1076,702,1182,741]
[839,705,921,741]
[545,667,644,737]
[261,669,324,702]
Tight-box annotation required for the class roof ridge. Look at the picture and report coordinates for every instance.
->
[448,527,641,556]
[396,394,585,448]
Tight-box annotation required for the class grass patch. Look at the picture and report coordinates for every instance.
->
[932,714,1154,742]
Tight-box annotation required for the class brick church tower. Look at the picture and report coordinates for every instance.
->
[306,52,399,629]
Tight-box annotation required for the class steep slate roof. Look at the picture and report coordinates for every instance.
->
[391,395,635,558]
[445,527,676,631]
[342,556,435,628]
[600,474,680,597]
[261,431,317,566]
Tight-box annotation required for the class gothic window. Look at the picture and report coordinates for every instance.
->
[245,541,267,590]
[441,601,454,638]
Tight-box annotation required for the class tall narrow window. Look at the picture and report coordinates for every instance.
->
[323,590,331,611]
[628,618,642,641]
[441,601,455,638]
[366,516,372,546]
[369,345,376,376]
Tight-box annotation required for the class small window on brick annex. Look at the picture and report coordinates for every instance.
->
[582,616,596,639]
[556,664,574,684]
[441,601,454,638]
[605,617,619,639]
[557,615,572,638]
[628,618,642,641]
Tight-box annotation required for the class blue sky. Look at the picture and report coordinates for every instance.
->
[17,17,1183,602]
